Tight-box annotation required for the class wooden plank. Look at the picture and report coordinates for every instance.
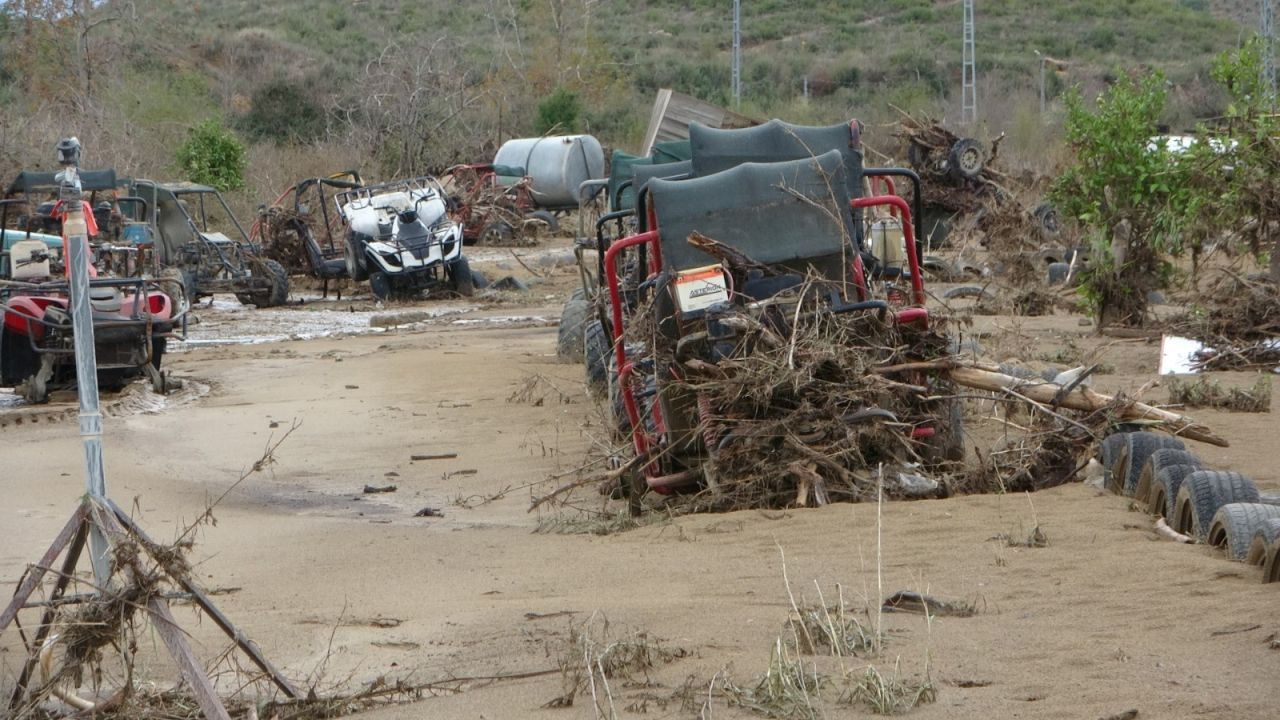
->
[108,500,302,699]
[642,89,761,153]
[147,597,232,720]
[0,505,85,636]
[641,89,673,155]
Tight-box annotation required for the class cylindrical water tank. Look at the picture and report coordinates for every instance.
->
[493,135,605,209]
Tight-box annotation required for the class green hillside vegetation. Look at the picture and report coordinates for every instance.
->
[0,0,1254,206]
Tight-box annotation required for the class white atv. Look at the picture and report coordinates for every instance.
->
[336,176,473,299]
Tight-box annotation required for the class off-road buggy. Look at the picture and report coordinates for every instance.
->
[128,180,289,307]
[1,169,181,402]
[253,171,365,296]
[594,128,958,510]
[336,176,473,300]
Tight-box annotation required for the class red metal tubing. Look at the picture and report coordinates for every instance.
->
[851,195,926,308]
[604,231,659,458]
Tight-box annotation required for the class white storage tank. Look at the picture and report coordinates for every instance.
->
[493,135,605,209]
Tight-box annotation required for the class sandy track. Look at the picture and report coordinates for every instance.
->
[1,263,1278,718]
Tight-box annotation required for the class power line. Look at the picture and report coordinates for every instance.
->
[962,0,977,123]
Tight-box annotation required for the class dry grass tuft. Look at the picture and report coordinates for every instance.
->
[1166,376,1270,413]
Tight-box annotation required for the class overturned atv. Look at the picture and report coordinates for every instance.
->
[337,177,475,300]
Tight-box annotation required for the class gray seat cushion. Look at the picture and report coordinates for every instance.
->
[689,119,863,202]
[647,150,852,274]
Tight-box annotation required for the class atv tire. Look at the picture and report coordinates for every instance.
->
[1134,448,1202,504]
[369,270,392,301]
[948,138,985,181]
[345,236,369,282]
[479,220,515,246]
[557,288,589,362]
[1114,432,1184,496]
[1246,518,1280,565]
[1207,503,1280,560]
[1173,471,1260,538]
[583,318,610,397]
[243,258,289,308]
[528,210,559,234]
[1099,432,1130,490]
[449,257,475,297]
[1033,202,1061,239]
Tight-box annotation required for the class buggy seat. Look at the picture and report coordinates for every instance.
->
[647,149,851,278]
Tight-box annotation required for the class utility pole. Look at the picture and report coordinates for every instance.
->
[962,0,977,124]
[1265,0,1277,105]
[732,0,742,107]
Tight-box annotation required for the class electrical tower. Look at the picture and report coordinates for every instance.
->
[1265,0,1276,104]
[962,0,977,123]
[732,0,742,107]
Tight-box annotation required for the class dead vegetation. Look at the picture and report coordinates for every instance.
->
[1166,376,1271,413]
[1175,273,1280,370]
[543,614,689,713]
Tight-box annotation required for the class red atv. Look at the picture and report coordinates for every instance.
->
[1,169,181,402]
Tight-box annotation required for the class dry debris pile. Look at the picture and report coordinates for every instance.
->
[258,205,325,274]
[1175,273,1280,370]
[896,113,1063,287]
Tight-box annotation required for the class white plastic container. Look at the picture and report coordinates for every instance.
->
[869,219,906,271]
[493,135,605,209]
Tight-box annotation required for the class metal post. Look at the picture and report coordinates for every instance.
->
[961,0,977,124]
[55,138,111,586]
[732,0,741,108]
[1038,54,1046,118]
[1265,0,1277,105]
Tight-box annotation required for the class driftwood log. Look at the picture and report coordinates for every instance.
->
[874,359,1229,447]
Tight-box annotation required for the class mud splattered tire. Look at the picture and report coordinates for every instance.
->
[1246,518,1280,566]
[1148,463,1205,519]
[1033,203,1061,239]
[1173,471,1260,538]
[255,259,290,307]
[557,288,589,362]
[528,210,559,234]
[449,257,475,297]
[583,318,610,397]
[345,236,369,282]
[1207,503,1280,560]
[479,220,515,246]
[1099,432,1130,490]
[948,138,985,180]
[369,270,391,301]
[1134,448,1202,504]
[1264,534,1280,583]
[1046,262,1070,286]
[1114,432,1184,496]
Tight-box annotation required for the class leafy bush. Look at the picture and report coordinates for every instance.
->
[535,86,582,135]
[175,119,246,191]
[239,79,325,144]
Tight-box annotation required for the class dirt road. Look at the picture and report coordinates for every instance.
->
[2,254,1277,719]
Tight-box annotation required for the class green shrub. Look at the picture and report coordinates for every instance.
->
[535,86,582,134]
[175,119,246,191]
[239,79,325,144]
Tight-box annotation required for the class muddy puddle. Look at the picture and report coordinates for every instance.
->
[0,376,211,428]
[174,297,479,349]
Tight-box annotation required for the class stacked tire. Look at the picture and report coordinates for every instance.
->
[1097,430,1280,583]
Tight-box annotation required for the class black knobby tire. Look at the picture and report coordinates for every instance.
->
[1046,262,1070,286]
[1117,432,1184,497]
[925,399,965,463]
[948,138,985,180]
[557,288,590,362]
[528,210,559,234]
[1246,518,1280,566]
[369,270,392,301]
[253,258,290,307]
[1207,503,1280,561]
[479,220,515,246]
[583,318,610,397]
[1134,448,1202,504]
[449,256,475,297]
[1148,463,1205,519]
[1173,470,1260,538]
[1033,202,1061,239]
[345,236,369,282]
